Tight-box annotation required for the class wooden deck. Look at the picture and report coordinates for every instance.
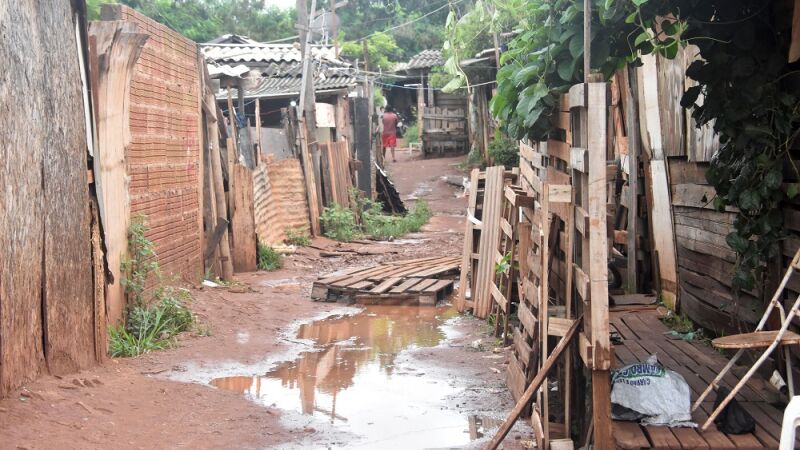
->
[610,307,787,450]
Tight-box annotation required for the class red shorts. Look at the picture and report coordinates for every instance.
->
[382,133,397,147]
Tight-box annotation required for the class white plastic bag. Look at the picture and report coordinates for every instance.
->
[611,354,696,427]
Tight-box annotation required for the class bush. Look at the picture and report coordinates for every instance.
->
[320,204,359,242]
[284,227,311,246]
[488,135,519,169]
[257,242,282,271]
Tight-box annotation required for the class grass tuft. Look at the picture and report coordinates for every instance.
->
[257,242,282,271]
[284,227,311,246]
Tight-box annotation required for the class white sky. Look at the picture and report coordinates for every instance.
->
[263,0,296,9]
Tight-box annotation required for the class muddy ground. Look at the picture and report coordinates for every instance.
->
[0,149,531,449]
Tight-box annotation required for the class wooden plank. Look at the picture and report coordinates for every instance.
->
[574,265,590,302]
[649,160,678,307]
[613,422,651,449]
[790,0,800,63]
[548,317,574,337]
[458,168,480,312]
[355,294,419,305]
[423,279,454,294]
[546,139,571,163]
[390,277,423,293]
[549,184,572,203]
[230,163,258,272]
[474,166,506,319]
[369,277,402,294]
[624,67,640,293]
[518,302,538,335]
[406,278,439,293]
[571,147,587,173]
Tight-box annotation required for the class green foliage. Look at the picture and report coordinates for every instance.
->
[121,216,159,305]
[488,134,519,169]
[491,0,642,141]
[670,0,800,292]
[374,89,387,109]
[405,124,420,144]
[486,0,800,295]
[257,242,282,271]
[88,0,296,43]
[284,227,311,246]
[111,217,194,358]
[362,200,432,240]
[341,32,401,71]
[321,198,433,242]
[440,0,526,93]
[321,204,359,242]
[336,0,448,60]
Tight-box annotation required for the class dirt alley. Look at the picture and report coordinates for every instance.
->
[0,149,531,449]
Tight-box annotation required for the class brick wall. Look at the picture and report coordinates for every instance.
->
[104,5,202,280]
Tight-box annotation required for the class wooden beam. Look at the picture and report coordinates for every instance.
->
[484,316,582,450]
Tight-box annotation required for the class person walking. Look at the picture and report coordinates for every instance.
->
[382,106,399,163]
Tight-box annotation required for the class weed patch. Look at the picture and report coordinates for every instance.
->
[110,216,195,358]
[362,200,432,240]
[284,227,311,246]
[257,242,282,271]
[320,203,359,242]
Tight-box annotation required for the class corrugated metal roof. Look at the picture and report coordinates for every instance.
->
[405,49,443,71]
[201,43,337,65]
[216,73,357,100]
[205,34,260,45]
[204,42,356,99]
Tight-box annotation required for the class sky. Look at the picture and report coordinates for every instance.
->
[264,0,295,9]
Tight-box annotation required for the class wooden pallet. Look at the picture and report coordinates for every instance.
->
[312,256,459,304]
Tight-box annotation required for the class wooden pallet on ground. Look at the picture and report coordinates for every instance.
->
[312,256,460,304]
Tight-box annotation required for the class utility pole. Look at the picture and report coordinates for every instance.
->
[297,0,322,235]
[331,0,339,58]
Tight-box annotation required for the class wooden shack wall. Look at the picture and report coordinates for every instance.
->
[0,2,96,395]
[102,5,203,281]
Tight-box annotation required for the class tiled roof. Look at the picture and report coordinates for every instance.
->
[405,49,443,71]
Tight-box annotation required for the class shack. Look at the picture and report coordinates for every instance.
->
[389,49,469,157]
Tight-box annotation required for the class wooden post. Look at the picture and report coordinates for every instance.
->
[583,0,591,81]
[587,82,612,450]
[226,86,238,156]
[254,98,262,163]
[209,100,234,280]
[417,73,425,138]
[298,120,321,236]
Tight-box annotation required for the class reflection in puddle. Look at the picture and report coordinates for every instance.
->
[211,305,485,449]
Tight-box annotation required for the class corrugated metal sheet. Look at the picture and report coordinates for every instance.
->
[201,43,336,64]
[215,71,357,100]
[253,158,310,246]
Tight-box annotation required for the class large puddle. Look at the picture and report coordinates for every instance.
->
[210,305,485,449]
